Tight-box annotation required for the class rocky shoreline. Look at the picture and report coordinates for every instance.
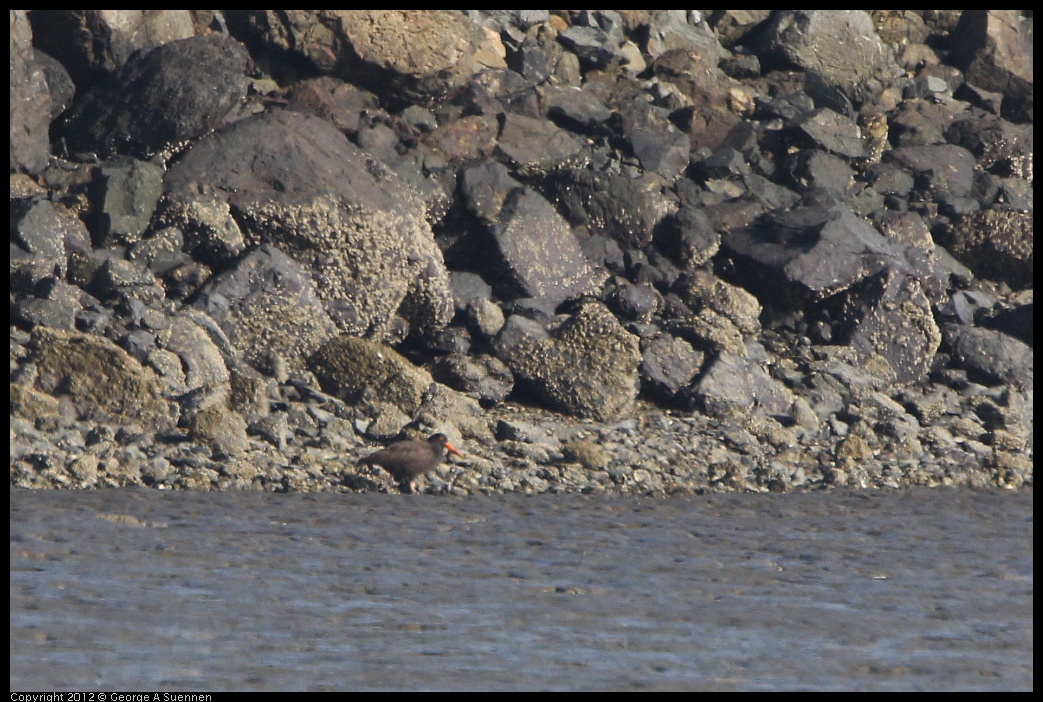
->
[10,11,1032,494]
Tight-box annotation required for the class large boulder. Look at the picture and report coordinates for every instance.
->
[751,11,902,104]
[25,327,171,427]
[58,34,250,159]
[494,302,641,421]
[192,244,338,376]
[938,210,1032,290]
[10,10,63,174]
[459,161,604,309]
[308,335,435,415]
[723,206,942,383]
[234,10,503,107]
[950,10,1033,122]
[163,109,455,342]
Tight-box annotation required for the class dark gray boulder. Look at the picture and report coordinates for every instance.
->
[193,245,339,376]
[59,35,250,159]
[164,110,454,342]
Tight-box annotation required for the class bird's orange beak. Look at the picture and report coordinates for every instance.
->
[444,440,463,457]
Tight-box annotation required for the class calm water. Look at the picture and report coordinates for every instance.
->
[10,487,1033,691]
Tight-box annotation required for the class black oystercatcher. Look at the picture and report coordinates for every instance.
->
[359,433,463,493]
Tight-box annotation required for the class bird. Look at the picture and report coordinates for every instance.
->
[359,433,463,493]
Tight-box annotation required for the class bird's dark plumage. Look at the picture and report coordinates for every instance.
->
[359,433,462,492]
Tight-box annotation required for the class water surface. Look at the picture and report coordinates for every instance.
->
[10,488,1033,690]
